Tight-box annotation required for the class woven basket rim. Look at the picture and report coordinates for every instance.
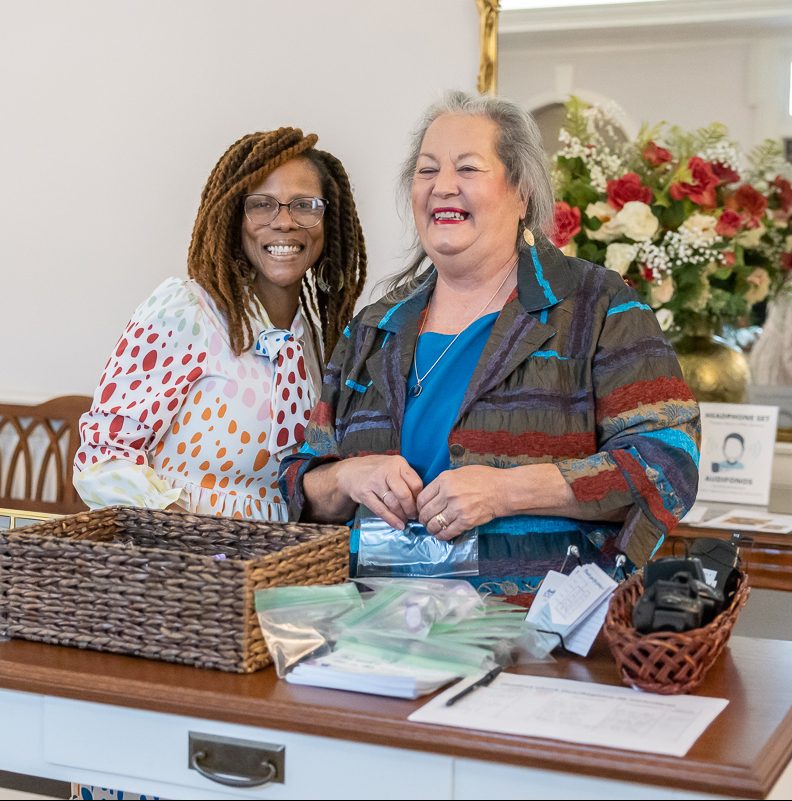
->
[604,569,749,642]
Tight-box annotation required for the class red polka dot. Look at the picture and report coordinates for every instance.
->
[130,379,142,390]
[130,437,145,450]
[286,346,294,359]
[126,363,137,374]
[153,420,164,431]
[78,452,86,463]
[112,366,123,378]
[163,371,172,384]
[288,372,296,384]
[297,357,307,380]
[291,402,297,414]
[294,423,305,441]
[197,352,207,362]
[167,398,179,411]
[283,388,290,400]
[134,327,144,338]
[130,345,140,357]
[152,401,160,413]
[140,409,148,422]
[115,338,128,357]
[277,429,289,447]
[181,353,192,365]
[276,410,285,424]
[163,356,174,367]
[142,350,157,371]
[164,387,177,398]
[109,415,124,435]
[146,333,159,344]
[100,382,117,404]
[186,366,202,382]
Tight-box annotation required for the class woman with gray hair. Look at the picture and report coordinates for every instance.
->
[280,91,700,602]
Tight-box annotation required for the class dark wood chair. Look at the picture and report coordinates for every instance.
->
[0,396,92,514]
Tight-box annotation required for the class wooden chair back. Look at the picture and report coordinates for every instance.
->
[0,396,92,514]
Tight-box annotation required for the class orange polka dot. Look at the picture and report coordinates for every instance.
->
[192,391,202,405]
[259,487,268,498]
[217,447,227,458]
[190,432,202,443]
[154,442,164,455]
[253,449,270,471]
[199,460,210,471]
[257,431,267,444]
[177,461,186,472]
[201,408,212,421]
[219,477,230,488]
[191,445,201,457]
[183,411,192,424]
[177,442,186,455]
[240,431,251,444]
[172,422,180,435]
[201,474,216,490]
[161,457,170,468]
[210,493,218,506]
[228,420,237,434]
[218,403,227,418]
[220,460,234,472]
[245,478,254,487]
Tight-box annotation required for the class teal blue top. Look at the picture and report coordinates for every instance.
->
[401,312,498,484]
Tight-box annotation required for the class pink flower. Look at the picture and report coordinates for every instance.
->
[669,157,719,208]
[606,173,653,210]
[715,209,742,238]
[642,141,672,167]
[551,201,581,248]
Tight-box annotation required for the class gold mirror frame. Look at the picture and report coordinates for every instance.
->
[476,0,500,95]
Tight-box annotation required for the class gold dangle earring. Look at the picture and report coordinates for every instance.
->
[523,227,535,247]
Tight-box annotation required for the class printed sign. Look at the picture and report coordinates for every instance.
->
[696,403,778,506]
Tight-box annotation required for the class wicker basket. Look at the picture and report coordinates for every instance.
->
[603,570,750,694]
[0,506,348,672]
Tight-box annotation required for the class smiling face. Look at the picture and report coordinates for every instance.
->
[241,157,325,297]
[411,114,526,273]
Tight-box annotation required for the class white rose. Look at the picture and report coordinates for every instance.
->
[680,213,719,245]
[585,201,623,242]
[655,308,674,332]
[615,201,659,242]
[735,224,766,249]
[604,242,637,276]
[560,241,577,257]
[649,275,675,308]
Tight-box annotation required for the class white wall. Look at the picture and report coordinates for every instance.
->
[0,0,478,402]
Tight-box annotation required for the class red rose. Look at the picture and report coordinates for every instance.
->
[551,201,581,247]
[715,209,742,237]
[711,162,740,185]
[669,157,719,208]
[642,141,672,167]
[606,172,653,210]
[772,176,792,213]
[726,184,768,226]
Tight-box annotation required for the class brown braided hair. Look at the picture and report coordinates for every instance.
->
[187,128,367,357]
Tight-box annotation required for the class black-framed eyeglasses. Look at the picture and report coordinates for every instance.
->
[243,194,328,229]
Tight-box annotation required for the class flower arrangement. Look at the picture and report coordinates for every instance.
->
[551,98,792,339]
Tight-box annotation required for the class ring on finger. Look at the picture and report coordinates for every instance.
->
[381,490,395,504]
[434,512,449,530]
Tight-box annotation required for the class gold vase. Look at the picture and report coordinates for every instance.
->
[672,334,750,403]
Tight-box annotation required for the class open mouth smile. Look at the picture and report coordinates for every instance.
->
[432,208,469,224]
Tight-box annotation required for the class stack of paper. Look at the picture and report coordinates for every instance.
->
[286,643,460,699]
[525,563,617,656]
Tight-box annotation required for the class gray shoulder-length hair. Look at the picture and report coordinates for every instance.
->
[387,90,555,296]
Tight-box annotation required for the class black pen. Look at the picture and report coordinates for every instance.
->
[445,666,503,707]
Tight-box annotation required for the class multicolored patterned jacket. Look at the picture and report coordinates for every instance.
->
[280,242,700,597]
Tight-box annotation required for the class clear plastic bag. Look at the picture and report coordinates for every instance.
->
[255,584,362,677]
[355,517,479,578]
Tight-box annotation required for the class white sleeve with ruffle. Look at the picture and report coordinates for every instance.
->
[74,277,211,510]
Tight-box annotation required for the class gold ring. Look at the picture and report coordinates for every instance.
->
[434,512,449,530]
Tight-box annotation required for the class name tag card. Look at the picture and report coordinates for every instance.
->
[697,403,778,506]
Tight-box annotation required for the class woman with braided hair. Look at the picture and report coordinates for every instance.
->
[74,128,366,522]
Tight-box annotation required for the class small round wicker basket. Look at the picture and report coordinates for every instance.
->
[603,570,750,694]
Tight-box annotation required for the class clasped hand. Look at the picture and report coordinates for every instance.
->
[337,457,503,540]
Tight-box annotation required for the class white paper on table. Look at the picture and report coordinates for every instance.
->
[408,673,728,758]
[698,507,792,534]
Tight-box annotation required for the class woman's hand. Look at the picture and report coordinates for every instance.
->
[336,455,424,530]
[416,466,506,540]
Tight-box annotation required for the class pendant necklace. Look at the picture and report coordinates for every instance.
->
[410,260,517,398]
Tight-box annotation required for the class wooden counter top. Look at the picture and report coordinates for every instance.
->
[0,634,789,798]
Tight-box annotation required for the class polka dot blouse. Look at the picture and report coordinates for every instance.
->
[74,277,321,521]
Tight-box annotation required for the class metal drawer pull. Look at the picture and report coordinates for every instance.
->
[188,732,285,788]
